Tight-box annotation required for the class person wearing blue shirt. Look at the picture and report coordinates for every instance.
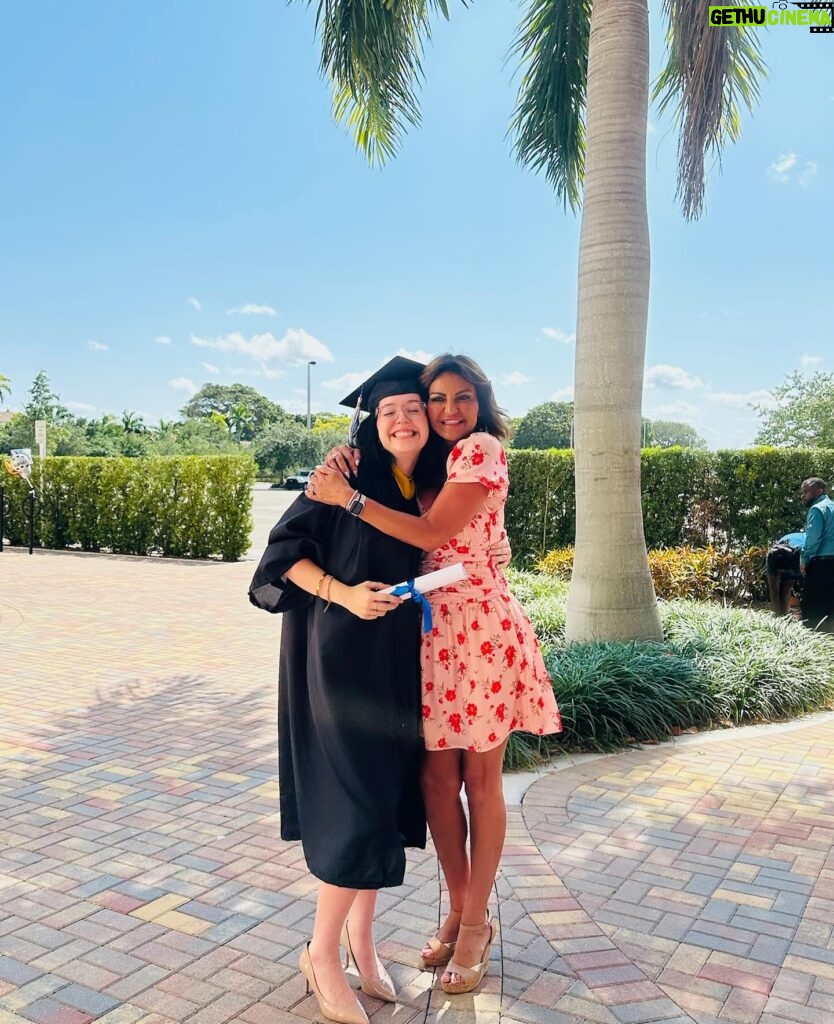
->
[799,477,834,632]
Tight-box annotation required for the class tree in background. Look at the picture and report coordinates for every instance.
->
[294,0,764,643]
[754,372,834,449]
[644,419,706,450]
[512,402,573,449]
[25,372,69,423]
[0,374,11,404]
[255,420,322,479]
[181,383,286,435]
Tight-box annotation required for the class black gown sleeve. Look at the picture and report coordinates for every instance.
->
[248,494,340,613]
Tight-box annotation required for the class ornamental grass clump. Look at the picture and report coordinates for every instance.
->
[662,600,834,724]
[542,642,713,753]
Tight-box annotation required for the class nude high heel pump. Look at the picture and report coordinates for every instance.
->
[340,922,397,1003]
[299,943,368,1024]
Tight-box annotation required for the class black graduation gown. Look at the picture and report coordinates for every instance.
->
[249,475,427,889]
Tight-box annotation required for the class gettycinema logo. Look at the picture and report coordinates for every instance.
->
[709,1,833,32]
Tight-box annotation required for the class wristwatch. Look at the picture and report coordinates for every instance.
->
[346,491,366,517]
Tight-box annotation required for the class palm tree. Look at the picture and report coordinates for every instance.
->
[228,402,255,441]
[295,0,764,641]
[0,373,11,404]
[122,410,146,434]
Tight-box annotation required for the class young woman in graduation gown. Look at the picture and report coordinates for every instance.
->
[249,364,444,1024]
[308,354,562,996]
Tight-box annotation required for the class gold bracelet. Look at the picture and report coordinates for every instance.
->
[314,571,329,600]
[323,574,334,612]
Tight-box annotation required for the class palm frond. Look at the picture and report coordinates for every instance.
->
[652,0,766,220]
[301,0,456,164]
[508,0,591,212]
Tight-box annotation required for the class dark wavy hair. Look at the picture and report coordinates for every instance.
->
[353,397,446,496]
[420,353,510,441]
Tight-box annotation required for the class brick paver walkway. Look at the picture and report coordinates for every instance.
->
[2,548,832,1024]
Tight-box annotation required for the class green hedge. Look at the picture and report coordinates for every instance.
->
[505,446,834,563]
[1,455,255,560]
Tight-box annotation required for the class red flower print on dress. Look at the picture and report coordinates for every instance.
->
[451,445,463,460]
[488,732,497,744]
[466,702,478,718]
[471,451,485,466]
[501,618,512,631]
[491,681,501,693]
[424,681,434,692]
[437,737,447,748]
[438,649,450,663]
[481,601,490,615]
[505,645,517,667]
[449,713,463,733]
[496,703,506,722]
[422,705,431,719]
[480,640,494,658]
[445,689,456,702]
[471,620,481,631]
[440,604,449,618]
[456,631,466,645]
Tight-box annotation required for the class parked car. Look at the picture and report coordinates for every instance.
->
[284,469,313,490]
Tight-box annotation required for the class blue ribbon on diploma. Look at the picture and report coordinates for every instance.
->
[390,580,433,633]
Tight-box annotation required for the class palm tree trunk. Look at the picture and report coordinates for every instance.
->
[565,0,662,641]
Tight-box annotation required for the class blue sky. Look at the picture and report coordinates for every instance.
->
[1,2,830,446]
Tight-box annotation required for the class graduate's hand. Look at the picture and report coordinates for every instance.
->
[307,464,353,506]
[490,533,512,570]
[324,444,360,478]
[341,581,402,620]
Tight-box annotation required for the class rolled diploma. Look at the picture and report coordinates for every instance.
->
[381,561,468,597]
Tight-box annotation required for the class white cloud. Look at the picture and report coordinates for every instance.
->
[65,400,96,413]
[770,152,797,178]
[188,297,202,311]
[550,385,574,402]
[768,153,817,187]
[497,371,533,386]
[323,370,371,392]
[644,364,704,391]
[277,396,323,415]
[798,162,818,187]
[154,335,172,345]
[800,353,824,367]
[169,377,198,396]
[227,303,278,316]
[706,389,775,410]
[87,340,109,351]
[542,327,575,345]
[231,364,284,380]
[202,362,220,374]
[191,328,334,365]
[654,401,700,418]
[395,347,435,363]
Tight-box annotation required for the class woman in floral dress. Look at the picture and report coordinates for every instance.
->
[309,354,561,995]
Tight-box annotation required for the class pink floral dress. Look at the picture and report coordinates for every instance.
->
[420,433,562,752]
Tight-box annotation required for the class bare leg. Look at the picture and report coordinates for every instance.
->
[767,572,782,615]
[444,740,508,984]
[308,882,361,1009]
[420,749,468,951]
[345,889,387,981]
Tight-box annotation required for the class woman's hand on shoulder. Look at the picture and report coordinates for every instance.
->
[324,445,359,477]
[307,464,354,506]
[340,581,402,620]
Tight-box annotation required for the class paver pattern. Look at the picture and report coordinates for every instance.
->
[1,547,832,1024]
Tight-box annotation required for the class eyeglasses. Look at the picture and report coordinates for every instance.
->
[376,402,427,421]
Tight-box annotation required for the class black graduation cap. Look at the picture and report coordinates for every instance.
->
[340,355,427,444]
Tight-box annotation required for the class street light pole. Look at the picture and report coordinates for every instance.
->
[306,361,316,429]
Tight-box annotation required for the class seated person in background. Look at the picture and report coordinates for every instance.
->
[799,477,834,633]
[766,531,805,616]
